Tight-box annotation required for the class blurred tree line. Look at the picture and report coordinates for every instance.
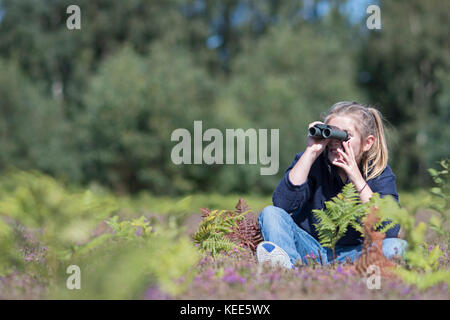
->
[0,0,448,195]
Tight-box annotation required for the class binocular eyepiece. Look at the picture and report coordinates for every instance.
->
[308,124,349,141]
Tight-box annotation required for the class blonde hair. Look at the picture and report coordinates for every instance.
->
[323,101,389,181]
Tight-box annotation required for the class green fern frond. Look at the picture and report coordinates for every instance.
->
[193,208,248,257]
[312,209,336,230]
[313,183,366,252]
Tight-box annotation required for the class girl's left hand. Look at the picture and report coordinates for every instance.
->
[332,140,363,185]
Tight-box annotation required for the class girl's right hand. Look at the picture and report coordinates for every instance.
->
[288,121,329,186]
[306,121,329,158]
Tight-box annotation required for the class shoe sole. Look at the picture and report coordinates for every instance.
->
[256,241,292,269]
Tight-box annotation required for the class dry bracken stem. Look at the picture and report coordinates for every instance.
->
[318,249,323,266]
[332,247,336,267]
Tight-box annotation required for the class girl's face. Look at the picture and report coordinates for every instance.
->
[326,115,373,165]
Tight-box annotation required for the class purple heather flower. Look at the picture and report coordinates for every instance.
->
[336,266,345,275]
[175,276,186,284]
[401,287,411,295]
[224,267,235,274]
[223,273,243,284]
[222,267,241,284]
[135,227,143,236]
[265,272,280,283]
[143,286,171,300]
[199,256,211,266]
[205,269,215,279]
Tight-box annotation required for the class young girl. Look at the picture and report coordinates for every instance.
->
[256,101,408,268]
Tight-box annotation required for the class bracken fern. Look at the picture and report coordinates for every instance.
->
[312,183,366,260]
[193,208,249,256]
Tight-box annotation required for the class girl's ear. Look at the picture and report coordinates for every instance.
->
[362,135,375,152]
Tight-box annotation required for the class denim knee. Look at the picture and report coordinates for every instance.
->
[258,205,292,229]
[383,238,408,258]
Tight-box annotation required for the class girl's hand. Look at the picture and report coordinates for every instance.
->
[332,140,365,189]
[290,121,329,186]
[306,121,329,158]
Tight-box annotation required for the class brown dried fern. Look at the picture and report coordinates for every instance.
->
[198,198,264,253]
[353,206,396,278]
[225,198,264,253]
[200,207,211,219]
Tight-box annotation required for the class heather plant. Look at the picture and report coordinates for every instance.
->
[1,168,448,299]
[51,217,200,299]
[55,200,200,298]
[0,170,118,257]
[0,217,23,276]
[183,193,449,299]
[181,247,448,300]
[0,170,120,288]
[0,170,201,299]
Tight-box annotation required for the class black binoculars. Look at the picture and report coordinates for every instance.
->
[308,124,349,141]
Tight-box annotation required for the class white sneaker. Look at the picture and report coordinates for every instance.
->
[256,241,293,269]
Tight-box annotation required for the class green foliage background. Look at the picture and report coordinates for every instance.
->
[0,171,201,298]
[0,0,448,195]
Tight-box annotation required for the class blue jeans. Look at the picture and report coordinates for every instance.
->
[258,205,408,266]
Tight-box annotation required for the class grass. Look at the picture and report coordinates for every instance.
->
[119,192,272,216]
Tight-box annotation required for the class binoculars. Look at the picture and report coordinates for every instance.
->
[308,124,349,141]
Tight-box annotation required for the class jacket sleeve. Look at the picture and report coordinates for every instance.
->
[272,152,312,213]
[368,166,400,238]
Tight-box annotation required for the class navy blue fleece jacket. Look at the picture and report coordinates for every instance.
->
[272,151,400,246]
